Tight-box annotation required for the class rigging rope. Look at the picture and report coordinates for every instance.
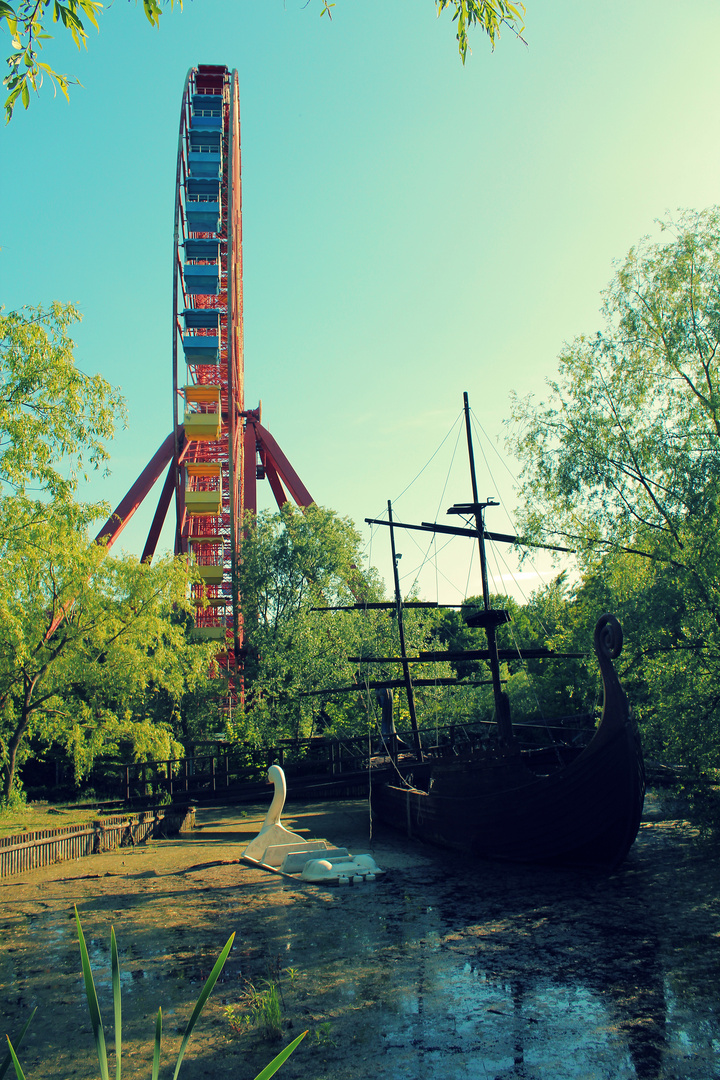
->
[467,408,559,617]
[392,409,464,508]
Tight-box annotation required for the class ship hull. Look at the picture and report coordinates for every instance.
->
[372,616,645,869]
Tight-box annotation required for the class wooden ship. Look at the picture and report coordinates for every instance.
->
[364,394,645,868]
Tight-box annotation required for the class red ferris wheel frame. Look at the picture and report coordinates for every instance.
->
[86,64,314,689]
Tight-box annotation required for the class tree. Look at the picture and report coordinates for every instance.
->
[510,208,720,581]
[233,503,386,745]
[509,207,720,770]
[0,497,218,800]
[0,303,125,501]
[568,535,720,772]
[1,0,526,121]
[0,302,227,804]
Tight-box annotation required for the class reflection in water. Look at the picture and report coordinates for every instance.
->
[378,952,641,1079]
[594,921,666,1079]
[341,831,720,1080]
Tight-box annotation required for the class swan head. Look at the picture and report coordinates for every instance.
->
[267,764,286,788]
[262,764,288,829]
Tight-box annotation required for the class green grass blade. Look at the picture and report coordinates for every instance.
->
[4,1039,26,1080]
[75,906,109,1080]
[252,1030,308,1080]
[151,1008,162,1080]
[171,932,235,1080]
[110,927,121,1080]
[0,1008,37,1080]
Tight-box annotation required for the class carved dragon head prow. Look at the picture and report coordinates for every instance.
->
[593,613,630,734]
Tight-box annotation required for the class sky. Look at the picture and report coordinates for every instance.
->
[2,0,720,605]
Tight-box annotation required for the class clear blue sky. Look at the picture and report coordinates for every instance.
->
[2,1,719,603]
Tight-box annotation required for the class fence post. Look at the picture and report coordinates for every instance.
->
[167,761,173,799]
[211,757,216,793]
[224,754,230,788]
[125,766,130,803]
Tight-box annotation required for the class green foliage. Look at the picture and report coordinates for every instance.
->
[436,0,525,62]
[510,208,720,561]
[311,1022,336,1048]
[0,304,124,500]
[0,301,223,803]
[499,581,599,722]
[239,503,383,627]
[509,207,720,771]
[232,503,386,744]
[574,539,720,771]
[424,584,599,735]
[0,780,25,814]
[234,502,597,749]
[0,497,218,801]
[1,0,177,121]
[224,962,317,1063]
[3,911,305,1080]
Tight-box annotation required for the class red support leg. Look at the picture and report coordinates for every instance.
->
[263,455,289,508]
[243,419,257,515]
[254,421,314,507]
[141,459,177,564]
[94,432,175,550]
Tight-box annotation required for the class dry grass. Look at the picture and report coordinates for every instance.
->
[0,802,98,838]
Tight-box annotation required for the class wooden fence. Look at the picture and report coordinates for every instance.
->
[94,716,594,805]
[93,731,381,804]
[0,806,194,880]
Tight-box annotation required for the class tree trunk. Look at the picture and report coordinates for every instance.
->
[3,714,30,801]
[2,673,39,802]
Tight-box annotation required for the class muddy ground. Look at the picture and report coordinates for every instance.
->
[1,792,720,1080]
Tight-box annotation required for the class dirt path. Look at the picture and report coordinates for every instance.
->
[2,793,720,1080]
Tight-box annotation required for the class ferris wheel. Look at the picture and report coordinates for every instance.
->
[172,63,245,685]
[91,64,314,697]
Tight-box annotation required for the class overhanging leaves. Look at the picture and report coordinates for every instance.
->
[436,0,526,62]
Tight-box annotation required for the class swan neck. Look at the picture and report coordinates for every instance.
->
[264,766,287,828]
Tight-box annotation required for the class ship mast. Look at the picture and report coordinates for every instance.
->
[366,394,516,753]
[448,392,514,746]
[388,500,423,760]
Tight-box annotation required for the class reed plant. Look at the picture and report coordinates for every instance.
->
[2,909,305,1080]
[234,981,284,1042]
